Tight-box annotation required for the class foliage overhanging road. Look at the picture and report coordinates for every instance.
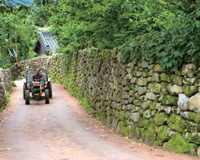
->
[0,81,199,160]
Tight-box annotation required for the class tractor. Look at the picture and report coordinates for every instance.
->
[23,68,52,105]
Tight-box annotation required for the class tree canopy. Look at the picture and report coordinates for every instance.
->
[49,0,200,71]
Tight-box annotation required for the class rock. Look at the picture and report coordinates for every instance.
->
[167,85,182,96]
[126,68,132,74]
[185,132,200,145]
[152,73,160,82]
[197,147,200,158]
[126,74,132,80]
[164,107,172,114]
[119,111,125,120]
[148,83,161,94]
[190,93,200,113]
[143,127,157,145]
[146,92,157,100]
[172,75,183,86]
[181,112,200,123]
[141,60,149,68]
[157,125,171,143]
[178,94,190,111]
[130,112,140,122]
[164,133,190,153]
[111,118,119,130]
[161,95,178,105]
[167,114,185,132]
[160,73,171,82]
[137,87,147,95]
[182,64,194,77]
[154,112,168,125]
[153,64,161,72]
[137,78,148,86]
[182,85,198,97]
[143,110,151,119]
[130,77,137,83]
[183,78,197,85]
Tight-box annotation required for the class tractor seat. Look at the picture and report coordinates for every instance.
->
[32,82,40,87]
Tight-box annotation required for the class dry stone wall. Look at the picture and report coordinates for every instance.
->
[0,56,51,110]
[1,51,200,157]
[10,56,51,80]
[0,68,12,109]
[50,50,200,157]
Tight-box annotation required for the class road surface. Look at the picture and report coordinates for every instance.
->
[0,81,199,160]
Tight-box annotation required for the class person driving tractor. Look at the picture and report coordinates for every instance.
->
[31,68,45,82]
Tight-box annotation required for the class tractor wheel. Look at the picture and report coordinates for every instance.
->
[49,83,52,98]
[25,90,30,105]
[23,84,26,99]
[45,89,49,104]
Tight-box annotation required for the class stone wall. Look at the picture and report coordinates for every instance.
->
[0,68,12,109]
[0,56,51,109]
[2,51,200,157]
[10,56,51,80]
[49,50,200,157]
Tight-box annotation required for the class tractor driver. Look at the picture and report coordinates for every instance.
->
[31,68,45,82]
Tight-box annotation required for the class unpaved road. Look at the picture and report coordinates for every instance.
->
[0,81,199,160]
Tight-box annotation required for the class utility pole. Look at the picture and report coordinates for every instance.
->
[15,32,19,80]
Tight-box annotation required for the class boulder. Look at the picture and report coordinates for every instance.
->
[141,60,149,68]
[198,147,200,158]
[160,73,171,82]
[148,83,161,94]
[153,64,161,72]
[182,85,198,97]
[190,93,200,113]
[178,94,190,111]
[137,78,148,86]
[164,133,190,153]
[146,92,157,100]
[130,112,140,122]
[167,85,182,96]
[167,114,185,132]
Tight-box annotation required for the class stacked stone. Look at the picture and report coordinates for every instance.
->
[58,50,200,157]
[10,56,51,80]
[0,68,12,109]
[10,51,199,156]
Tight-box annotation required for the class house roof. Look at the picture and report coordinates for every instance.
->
[34,31,59,54]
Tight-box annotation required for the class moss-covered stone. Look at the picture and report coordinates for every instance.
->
[160,73,171,82]
[161,95,178,105]
[116,121,125,134]
[148,83,161,94]
[122,126,130,137]
[119,111,125,120]
[167,114,185,132]
[164,133,190,153]
[134,127,144,139]
[153,64,161,72]
[157,125,171,143]
[138,118,149,128]
[189,143,198,156]
[143,127,157,145]
[182,85,198,97]
[185,132,200,145]
[143,109,151,119]
[188,112,200,123]
[154,112,168,126]
[184,120,200,132]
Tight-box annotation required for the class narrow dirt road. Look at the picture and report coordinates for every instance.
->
[0,81,199,160]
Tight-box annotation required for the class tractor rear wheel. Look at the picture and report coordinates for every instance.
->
[49,83,52,98]
[23,84,26,99]
[45,89,49,104]
[25,90,30,105]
